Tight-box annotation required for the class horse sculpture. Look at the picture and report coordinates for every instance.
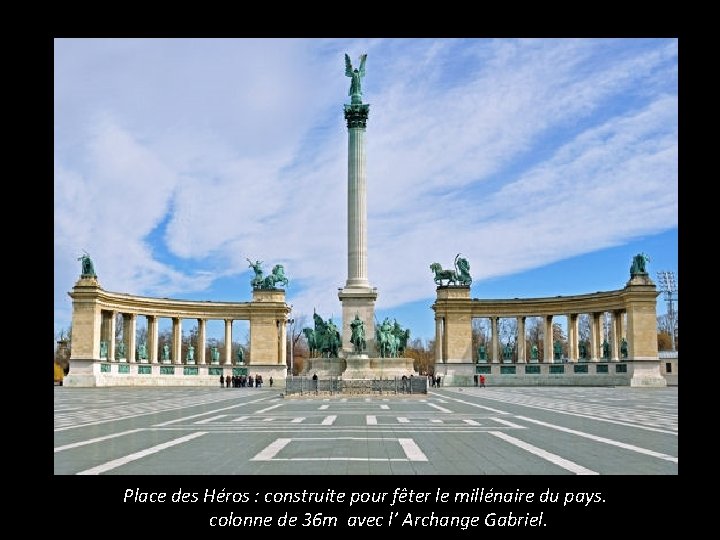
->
[430,262,457,286]
[430,254,472,286]
[630,253,650,275]
[262,264,289,289]
[303,312,340,358]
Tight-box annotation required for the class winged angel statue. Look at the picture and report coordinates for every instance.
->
[345,53,367,104]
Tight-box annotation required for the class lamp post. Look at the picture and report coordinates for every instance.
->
[657,271,678,352]
[288,317,295,375]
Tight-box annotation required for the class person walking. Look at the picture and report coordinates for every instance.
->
[479,374,486,388]
[219,374,224,388]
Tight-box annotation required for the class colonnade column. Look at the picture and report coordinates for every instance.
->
[172,317,182,364]
[590,312,601,362]
[124,314,136,363]
[610,311,619,361]
[613,310,624,361]
[148,315,158,363]
[568,313,578,363]
[544,315,553,363]
[516,316,526,363]
[279,319,287,366]
[435,318,444,363]
[108,311,117,361]
[491,317,500,363]
[197,319,206,365]
[224,319,233,365]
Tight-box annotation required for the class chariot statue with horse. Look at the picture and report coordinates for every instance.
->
[302,310,341,358]
[247,258,289,290]
[430,253,472,286]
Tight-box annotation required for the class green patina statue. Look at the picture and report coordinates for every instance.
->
[345,53,367,105]
[211,346,220,364]
[430,254,472,286]
[236,347,244,364]
[161,343,170,361]
[350,314,366,353]
[503,341,514,361]
[78,252,96,277]
[115,341,126,359]
[137,342,148,361]
[630,253,650,276]
[247,258,288,290]
[578,341,587,359]
[531,345,539,360]
[554,341,562,361]
[99,340,108,359]
[602,340,610,360]
[620,337,628,359]
[477,344,486,361]
[303,310,341,359]
[186,344,195,363]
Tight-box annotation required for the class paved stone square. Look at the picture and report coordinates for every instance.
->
[54,386,677,475]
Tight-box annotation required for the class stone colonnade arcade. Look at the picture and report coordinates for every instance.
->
[64,275,290,387]
[433,272,664,387]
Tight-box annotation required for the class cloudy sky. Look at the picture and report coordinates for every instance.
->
[54,38,678,343]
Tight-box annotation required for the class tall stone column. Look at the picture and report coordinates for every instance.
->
[568,313,578,363]
[544,315,553,363]
[124,314,136,363]
[613,310,624,361]
[339,96,378,355]
[516,316,526,363]
[108,311,116,362]
[224,319,233,365]
[147,315,158,363]
[435,317,444,363]
[172,317,182,364]
[491,317,499,363]
[197,319,206,365]
[610,311,619,361]
[590,312,601,362]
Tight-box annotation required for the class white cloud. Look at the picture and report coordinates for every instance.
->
[54,38,677,338]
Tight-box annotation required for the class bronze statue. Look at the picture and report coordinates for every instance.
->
[345,53,367,104]
[350,314,366,353]
[78,252,96,277]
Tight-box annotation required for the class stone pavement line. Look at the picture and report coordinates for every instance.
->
[154,396,272,426]
[489,431,598,475]
[514,415,678,463]
[54,392,267,431]
[250,437,428,462]
[54,429,144,453]
[450,390,677,435]
[194,414,228,424]
[321,415,337,425]
[427,402,452,413]
[75,432,207,475]
[366,415,377,425]
[398,438,428,461]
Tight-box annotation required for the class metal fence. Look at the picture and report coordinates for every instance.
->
[284,376,427,396]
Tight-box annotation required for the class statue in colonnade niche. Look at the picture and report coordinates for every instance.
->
[503,341,514,361]
[115,341,126,359]
[99,341,108,359]
[161,343,170,361]
[531,344,539,361]
[554,341,562,361]
[236,347,244,364]
[137,342,148,361]
[620,337,628,359]
[186,344,195,364]
[211,346,220,364]
[477,344,486,361]
[578,341,587,360]
[602,340,610,360]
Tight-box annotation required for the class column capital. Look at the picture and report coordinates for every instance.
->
[344,103,370,128]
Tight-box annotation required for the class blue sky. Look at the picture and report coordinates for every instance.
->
[54,38,678,344]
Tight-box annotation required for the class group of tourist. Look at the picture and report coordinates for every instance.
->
[219,374,270,388]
